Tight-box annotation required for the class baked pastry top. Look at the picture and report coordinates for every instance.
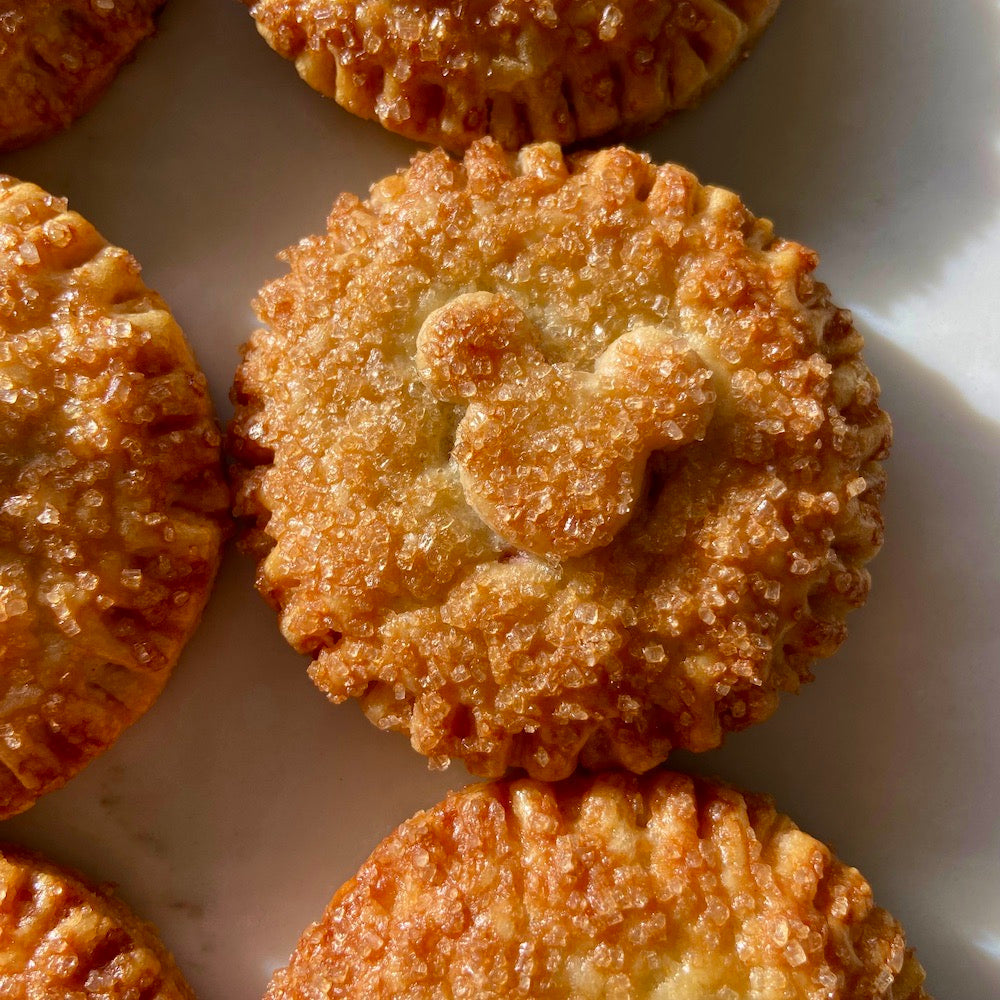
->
[0,0,165,152]
[0,844,194,999]
[264,771,929,1000]
[244,0,781,149]
[0,176,228,817]
[230,140,890,779]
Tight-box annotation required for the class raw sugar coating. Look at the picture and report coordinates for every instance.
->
[0,0,165,152]
[263,772,929,1000]
[0,176,228,817]
[243,0,781,150]
[230,141,891,779]
[0,844,194,999]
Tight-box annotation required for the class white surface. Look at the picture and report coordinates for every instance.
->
[2,1,998,996]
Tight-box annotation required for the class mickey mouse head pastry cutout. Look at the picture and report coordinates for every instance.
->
[416,291,716,560]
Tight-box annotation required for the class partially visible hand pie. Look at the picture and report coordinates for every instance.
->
[243,0,781,150]
[0,0,165,153]
[230,140,891,779]
[0,176,228,817]
[0,844,194,999]
[264,771,929,1000]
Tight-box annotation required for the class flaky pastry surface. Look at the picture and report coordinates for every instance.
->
[0,176,228,817]
[0,844,194,999]
[0,0,164,153]
[245,0,780,150]
[230,141,890,779]
[264,772,929,1000]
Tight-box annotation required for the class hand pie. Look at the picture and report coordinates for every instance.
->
[0,844,194,999]
[243,0,781,149]
[0,176,228,816]
[230,141,890,779]
[264,772,929,1000]
[0,1,165,152]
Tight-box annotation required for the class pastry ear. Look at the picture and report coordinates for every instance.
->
[594,325,716,449]
[416,291,538,401]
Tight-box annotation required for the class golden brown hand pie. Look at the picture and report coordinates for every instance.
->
[264,772,929,1000]
[230,141,890,780]
[0,176,228,817]
[243,0,781,150]
[0,844,194,999]
[0,0,165,153]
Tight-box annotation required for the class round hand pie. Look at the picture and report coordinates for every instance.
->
[230,141,891,779]
[0,176,228,817]
[0,0,165,153]
[0,844,194,999]
[243,0,781,150]
[264,771,929,1000]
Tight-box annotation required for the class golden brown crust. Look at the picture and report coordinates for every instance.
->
[0,175,228,817]
[0,844,195,999]
[0,0,165,153]
[230,141,891,779]
[264,771,929,1000]
[245,0,781,150]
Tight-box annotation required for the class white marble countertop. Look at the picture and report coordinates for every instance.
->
[2,0,998,996]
